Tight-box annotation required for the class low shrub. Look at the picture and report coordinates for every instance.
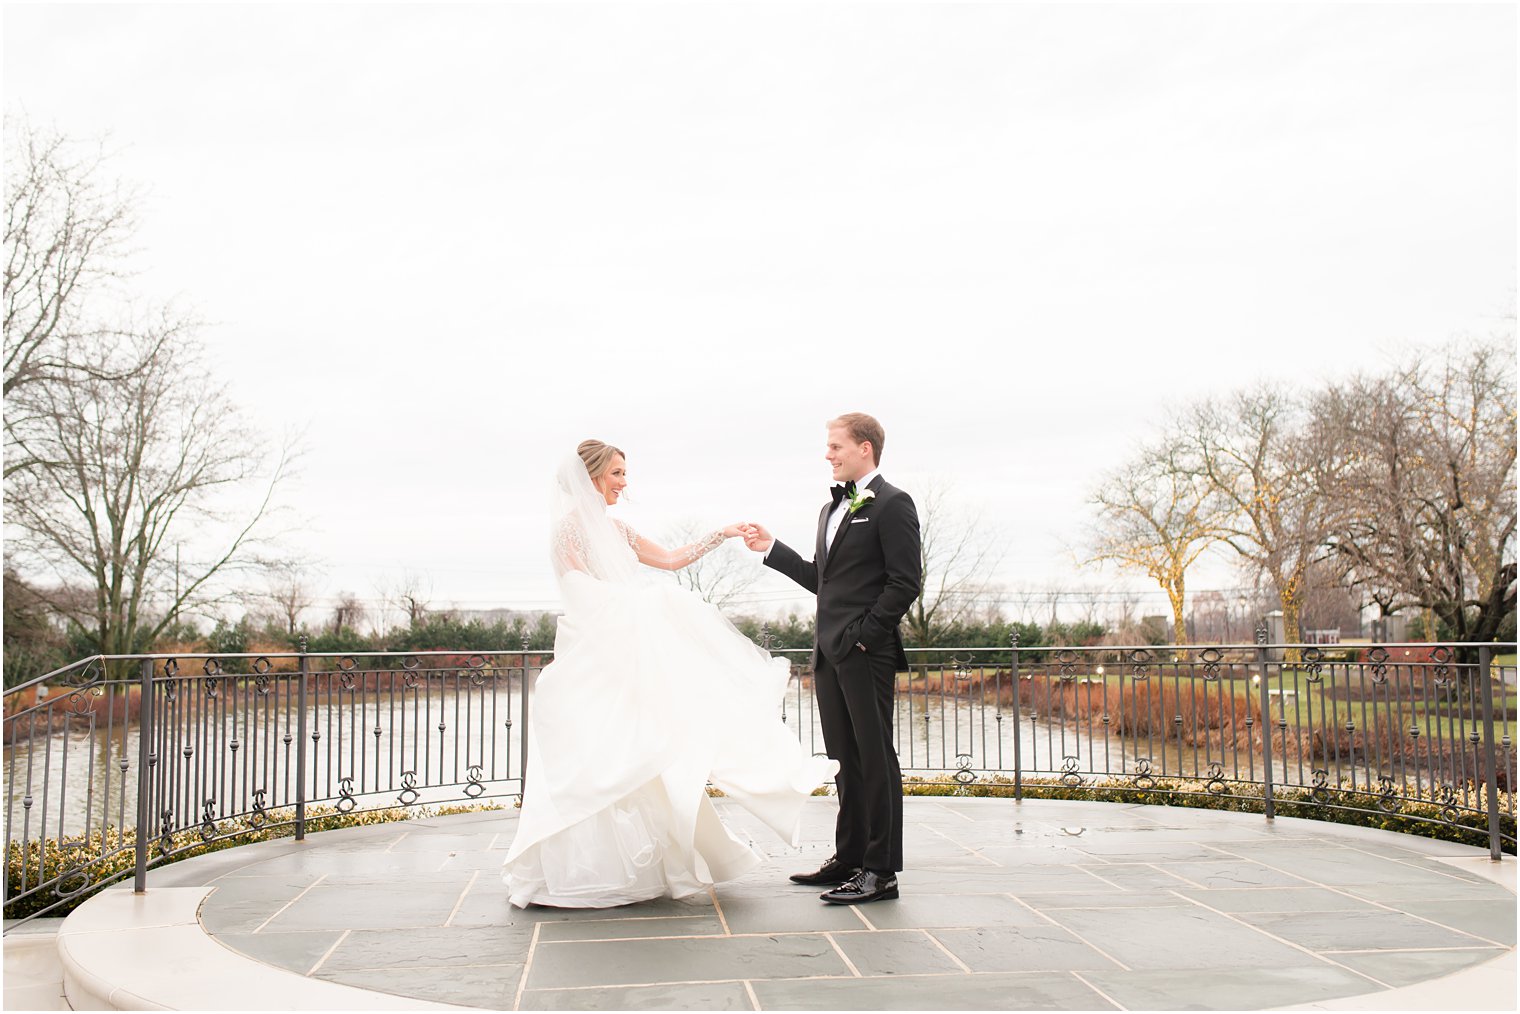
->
[899,774,1516,854]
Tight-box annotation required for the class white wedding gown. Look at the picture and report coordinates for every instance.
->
[502,458,837,908]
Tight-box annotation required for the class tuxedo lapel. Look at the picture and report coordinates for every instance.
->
[816,502,831,565]
[824,475,886,572]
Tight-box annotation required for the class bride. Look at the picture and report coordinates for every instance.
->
[502,440,837,908]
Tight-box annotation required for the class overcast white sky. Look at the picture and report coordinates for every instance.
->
[4,2,1515,625]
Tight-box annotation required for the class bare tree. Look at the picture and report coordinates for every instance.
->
[902,479,1005,648]
[667,520,758,611]
[330,592,366,637]
[1085,438,1226,644]
[4,331,293,659]
[1323,335,1516,644]
[3,117,175,483]
[5,117,133,393]
[262,558,318,636]
[393,570,432,627]
[1184,385,1342,651]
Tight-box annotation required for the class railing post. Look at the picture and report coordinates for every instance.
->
[1256,624,1275,821]
[134,657,154,893]
[1011,630,1022,804]
[1478,644,1501,861]
[520,636,531,798]
[295,636,309,841]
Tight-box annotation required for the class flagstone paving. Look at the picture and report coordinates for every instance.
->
[109,798,1520,1009]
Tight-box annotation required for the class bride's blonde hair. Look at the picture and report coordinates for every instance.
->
[577,439,625,480]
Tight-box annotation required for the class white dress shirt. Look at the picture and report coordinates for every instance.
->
[763,469,880,561]
[824,468,880,552]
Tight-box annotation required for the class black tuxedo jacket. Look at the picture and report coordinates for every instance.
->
[765,474,922,671]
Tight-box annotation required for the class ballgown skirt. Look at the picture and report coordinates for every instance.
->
[502,571,837,908]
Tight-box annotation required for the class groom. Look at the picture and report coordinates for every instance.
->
[742,413,921,905]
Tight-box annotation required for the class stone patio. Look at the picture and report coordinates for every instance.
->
[23,796,1518,1010]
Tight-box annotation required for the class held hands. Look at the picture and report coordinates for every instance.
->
[720,522,773,552]
[736,522,773,553]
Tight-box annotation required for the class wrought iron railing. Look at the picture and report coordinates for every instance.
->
[4,642,534,927]
[3,632,1514,931]
[774,632,1515,859]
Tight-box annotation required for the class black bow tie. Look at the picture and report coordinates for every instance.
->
[830,480,857,508]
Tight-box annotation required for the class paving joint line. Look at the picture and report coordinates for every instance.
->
[920,822,999,866]
[305,928,350,975]
[1323,945,1505,955]
[1071,865,1127,890]
[534,912,711,927]
[849,904,877,931]
[1167,889,1392,989]
[523,973,859,994]
[823,932,862,977]
[444,870,479,927]
[932,800,977,823]
[921,928,973,973]
[709,887,732,935]
[1005,892,1133,972]
[742,979,761,1010]
[1071,969,1129,1011]
[250,872,327,934]
[1204,845,1513,949]
[512,921,541,1012]
[322,961,530,972]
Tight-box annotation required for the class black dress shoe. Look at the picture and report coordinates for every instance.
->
[789,855,859,886]
[821,869,899,905]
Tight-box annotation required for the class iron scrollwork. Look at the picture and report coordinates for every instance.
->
[248,789,268,829]
[1302,647,1324,683]
[1367,646,1389,686]
[1438,785,1460,823]
[398,771,420,806]
[158,809,175,857]
[464,764,486,798]
[1061,756,1084,788]
[55,839,92,898]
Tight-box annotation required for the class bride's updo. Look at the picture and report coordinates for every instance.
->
[577,439,624,480]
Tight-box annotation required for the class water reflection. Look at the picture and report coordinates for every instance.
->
[8,694,1139,837]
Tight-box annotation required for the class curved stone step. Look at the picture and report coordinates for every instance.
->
[57,885,470,1011]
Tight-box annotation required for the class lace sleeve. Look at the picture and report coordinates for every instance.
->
[614,519,642,554]
[616,522,728,572]
[680,530,726,563]
[554,516,588,573]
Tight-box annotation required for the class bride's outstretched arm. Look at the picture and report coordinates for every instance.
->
[617,521,745,571]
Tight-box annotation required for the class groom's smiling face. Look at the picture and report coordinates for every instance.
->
[825,426,874,484]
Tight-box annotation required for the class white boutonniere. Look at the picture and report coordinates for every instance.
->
[847,488,875,514]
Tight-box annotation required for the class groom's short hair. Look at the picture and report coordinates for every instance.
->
[830,413,885,465]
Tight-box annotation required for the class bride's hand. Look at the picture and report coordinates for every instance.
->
[739,522,773,552]
[722,523,749,539]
